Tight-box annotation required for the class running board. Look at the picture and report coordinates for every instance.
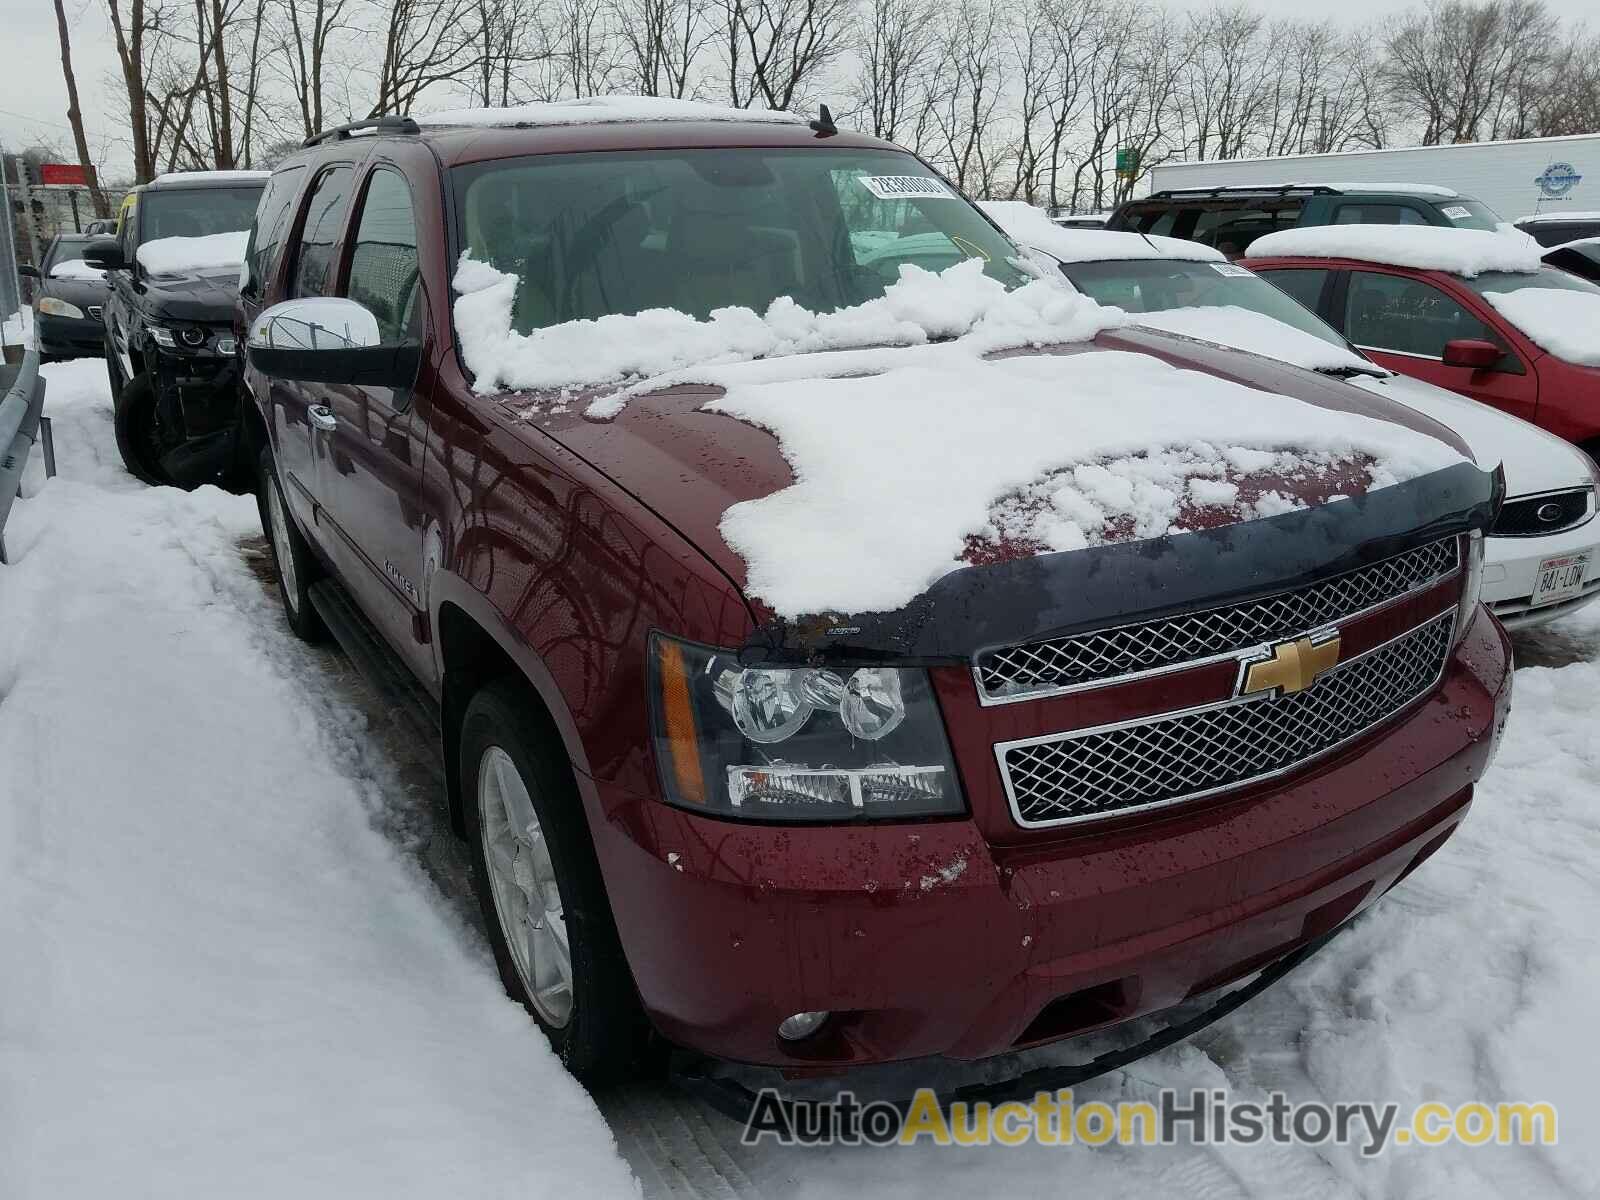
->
[308,577,441,746]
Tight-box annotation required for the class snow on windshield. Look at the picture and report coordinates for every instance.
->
[1483,288,1600,366]
[48,259,107,281]
[452,254,1112,406]
[980,200,1224,264]
[1247,224,1541,276]
[1133,306,1375,373]
[135,230,249,276]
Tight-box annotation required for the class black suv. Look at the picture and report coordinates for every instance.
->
[1516,212,1600,248]
[84,171,266,487]
[1107,184,1502,257]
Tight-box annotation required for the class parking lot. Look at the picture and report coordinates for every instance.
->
[0,358,1593,1198]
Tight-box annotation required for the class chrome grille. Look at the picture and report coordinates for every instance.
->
[978,537,1458,701]
[998,612,1454,828]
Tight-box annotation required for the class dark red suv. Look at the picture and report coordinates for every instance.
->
[237,103,1511,1091]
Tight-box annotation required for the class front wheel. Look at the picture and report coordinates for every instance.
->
[112,373,166,487]
[461,681,648,1084]
[255,446,324,642]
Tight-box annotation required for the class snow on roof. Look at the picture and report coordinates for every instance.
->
[1483,288,1600,366]
[1247,224,1542,276]
[136,230,248,276]
[1546,236,1600,254]
[1315,181,1460,197]
[48,259,107,282]
[979,200,1224,264]
[1518,211,1600,224]
[1133,306,1374,374]
[151,169,270,184]
[415,95,805,129]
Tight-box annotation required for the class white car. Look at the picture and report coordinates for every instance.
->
[982,200,1600,630]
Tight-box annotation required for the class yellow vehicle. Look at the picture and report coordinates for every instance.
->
[115,190,137,234]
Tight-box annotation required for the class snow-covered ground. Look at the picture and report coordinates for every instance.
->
[3,361,1597,1198]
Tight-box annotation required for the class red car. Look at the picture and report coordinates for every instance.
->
[1247,229,1600,455]
[236,104,1510,1090]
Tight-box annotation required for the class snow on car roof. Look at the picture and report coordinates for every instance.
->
[1247,224,1542,276]
[979,201,1224,264]
[1315,181,1461,197]
[1517,211,1600,224]
[414,95,806,129]
[150,169,270,185]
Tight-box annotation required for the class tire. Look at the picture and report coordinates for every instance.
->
[461,681,648,1084]
[113,372,167,487]
[255,446,324,642]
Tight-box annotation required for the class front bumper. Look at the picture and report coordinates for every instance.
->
[35,311,104,358]
[1483,522,1600,629]
[590,609,1511,1068]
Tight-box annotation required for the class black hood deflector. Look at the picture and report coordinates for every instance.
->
[741,461,1500,666]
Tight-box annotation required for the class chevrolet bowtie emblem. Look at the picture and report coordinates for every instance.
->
[1240,631,1342,697]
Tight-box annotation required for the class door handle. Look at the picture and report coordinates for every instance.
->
[308,405,337,432]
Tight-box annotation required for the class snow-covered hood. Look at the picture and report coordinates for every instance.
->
[1349,371,1594,499]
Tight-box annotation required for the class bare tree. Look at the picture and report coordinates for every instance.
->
[724,0,852,111]
[53,0,111,215]
[613,0,714,97]
[370,0,483,116]
[848,0,938,140]
[275,0,353,140]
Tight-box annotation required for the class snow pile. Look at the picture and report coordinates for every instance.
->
[1,304,31,350]
[1134,306,1376,373]
[697,346,1463,615]
[0,362,640,1199]
[417,95,804,129]
[453,255,1123,405]
[1483,288,1600,365]
[1247,224,1542,276]
[136,229,249,275]
[48,259,107,281]
[981,199,1224,264]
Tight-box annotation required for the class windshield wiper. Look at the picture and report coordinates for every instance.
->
[1315,364,1389,379]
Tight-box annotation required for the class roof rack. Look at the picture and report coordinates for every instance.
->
[1143,184,1341,200]
[303,115,420,148]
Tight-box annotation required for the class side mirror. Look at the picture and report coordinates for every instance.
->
[247,297,420,387]
[17,264,39,279]
[83,238,126,271]
[1441,338,1502,370]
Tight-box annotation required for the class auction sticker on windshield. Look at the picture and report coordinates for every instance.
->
[858,176,953,200]
[1531,551,1589,608]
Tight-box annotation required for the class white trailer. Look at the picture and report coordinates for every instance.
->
[1145,132,1600,224]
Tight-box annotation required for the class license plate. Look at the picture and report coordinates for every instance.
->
[1530,552,1590,608]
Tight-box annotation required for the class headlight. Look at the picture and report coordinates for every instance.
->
[1454,530,1485,646]
[37,297,85,319]
[148,325,178,348]
[649,635,965,822]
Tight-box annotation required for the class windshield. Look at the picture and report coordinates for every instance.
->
[450,148,1029,332]
[44,240,89,270]
[1438,199,1500,230]
[1463,265,1600,299]
[139,185,264,242]
[1061,258,1352,349]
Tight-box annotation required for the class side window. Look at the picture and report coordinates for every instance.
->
[291,165,354,298]
[343,168,421,343]
[1345,271,1495,357]
[242,165,306,298]
[1137,210,1178,236]
[1262,268,1331,315]
[1334,204,1428,226]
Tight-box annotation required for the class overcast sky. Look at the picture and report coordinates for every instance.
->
[3,0,1597,180]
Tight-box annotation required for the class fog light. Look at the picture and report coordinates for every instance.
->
[777,1010,830,1041]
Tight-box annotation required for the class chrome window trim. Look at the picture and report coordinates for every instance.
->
[972,541,1461,707]
[994,607,1457,830]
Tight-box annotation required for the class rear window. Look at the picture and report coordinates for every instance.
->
[450,148,1029,332]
